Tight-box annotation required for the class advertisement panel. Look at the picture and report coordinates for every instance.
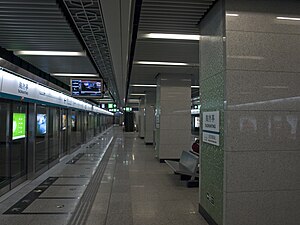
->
[37,114,47,135]
[62,114,67,130]
[12,113,26,140]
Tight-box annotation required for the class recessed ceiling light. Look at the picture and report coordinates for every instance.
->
[130,93,146,96]
[276,16,300,21]
[141,33,200,41]
[135,61,189,66]
[131,84,157,87]
[128,99,140,103]
[14,50,86,56]
[226,13,239,17]
[51,73,98,77]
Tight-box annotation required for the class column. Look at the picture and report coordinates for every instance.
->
[155,74,191,161]
[199,0,300,225]
[224,0,300,224]
[138,97,145,138]
[198,1,225,224]
[144,91,155,144]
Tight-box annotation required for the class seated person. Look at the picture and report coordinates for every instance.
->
[191,139,199,154]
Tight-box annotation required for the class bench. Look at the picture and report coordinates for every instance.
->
[165,151,199,187]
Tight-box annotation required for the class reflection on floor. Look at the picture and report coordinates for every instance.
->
[0,127,207,225]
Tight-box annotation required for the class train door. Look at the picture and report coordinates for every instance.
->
[10,102,28,189]
[0,101,10,195]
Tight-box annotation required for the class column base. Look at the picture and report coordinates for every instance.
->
[198,204,219,225]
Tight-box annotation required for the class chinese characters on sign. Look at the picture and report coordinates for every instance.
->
[202,111,220,146]
[18,81,29,95]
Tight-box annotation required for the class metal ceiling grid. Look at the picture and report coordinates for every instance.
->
[0,0,83,51]
[62,0,120,105]
[139,0,216,34]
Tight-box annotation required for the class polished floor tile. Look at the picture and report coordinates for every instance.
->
[39,186,85,198]
[86,130,207,225]
[1,128,206,225]
[53,177,90,186]
[23,199,79,213]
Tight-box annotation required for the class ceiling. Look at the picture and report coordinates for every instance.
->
[0,0,132,106]
[0,0,216,108]
[139,0,215,34]
[0,0,96,86]
[127,0,216,105]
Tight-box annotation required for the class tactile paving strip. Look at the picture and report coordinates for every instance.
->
[67,138,116,225]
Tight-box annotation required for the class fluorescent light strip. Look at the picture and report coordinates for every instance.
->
[131,84,199,88]
[226,13,239,17]
[128,99,140,103]
[276,16,300,21]
[130,94,146,96]
[131,84,157,87]
[142,33,200,41]
[135,61,189,66]
[14,50,86,56]
[51,73,98,77]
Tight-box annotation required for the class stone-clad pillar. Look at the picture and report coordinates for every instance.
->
[199,0,300,225]
[138,97,145,138]
[155,74,191,161]
[144,91,155,144]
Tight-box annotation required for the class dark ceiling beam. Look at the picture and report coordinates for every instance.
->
[125,0,143,104]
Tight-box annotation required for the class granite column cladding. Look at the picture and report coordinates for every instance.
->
[199,0,225,224]
[200,0,300,225]
[144,91,156,144]
[155,74,191,160]
[224,0,300,225]
[138,97,145,138]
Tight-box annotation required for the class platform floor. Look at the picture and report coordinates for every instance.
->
[0,127,208,225]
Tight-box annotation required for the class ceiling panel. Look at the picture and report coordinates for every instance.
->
[130,65,198,84]
[135,39,199,63]
[128,0,215,101]
[0,0,83,51]
[62,0,122,106]
[0,0,97,89]
[21,55,97,74]
[139,0,216,34]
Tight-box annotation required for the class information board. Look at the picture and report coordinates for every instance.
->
[202,111,220,146]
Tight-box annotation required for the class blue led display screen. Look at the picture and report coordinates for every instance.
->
[72,80,102,97]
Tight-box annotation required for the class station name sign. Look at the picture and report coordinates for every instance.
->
[202,111,220,146]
